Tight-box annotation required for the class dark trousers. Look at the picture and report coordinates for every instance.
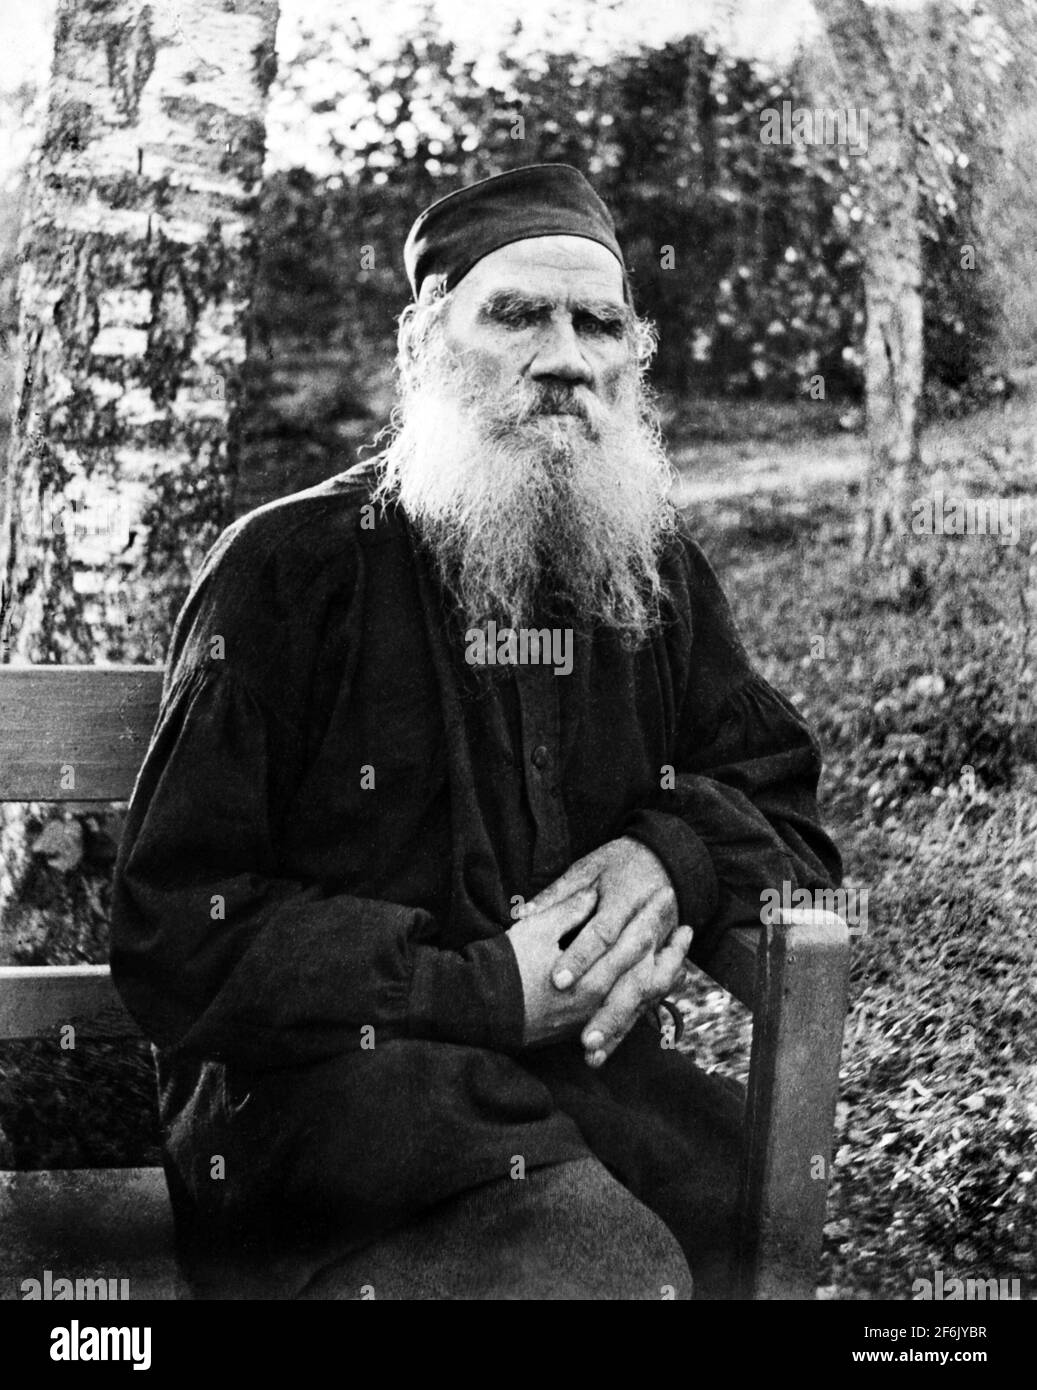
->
[167,1025,743,1300]
[296,1157,695,1300]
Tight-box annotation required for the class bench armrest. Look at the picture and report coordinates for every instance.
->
[702,924,759,1009]
[701,909,851,1299]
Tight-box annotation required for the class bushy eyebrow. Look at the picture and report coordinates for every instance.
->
[479,290,553,318]
[479,289,631,328]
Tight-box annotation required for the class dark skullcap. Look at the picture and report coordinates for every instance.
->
[403,164,626,301]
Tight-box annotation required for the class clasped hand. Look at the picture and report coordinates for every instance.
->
[505,837,693,1067]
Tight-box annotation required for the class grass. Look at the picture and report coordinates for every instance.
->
[674,390,1037,1299]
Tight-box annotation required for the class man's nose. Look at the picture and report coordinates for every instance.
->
[528,318,593,386]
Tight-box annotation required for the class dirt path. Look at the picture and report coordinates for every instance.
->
[669,385,1037,506]
[670,432,867,505]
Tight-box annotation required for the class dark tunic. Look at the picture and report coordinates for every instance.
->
[110,461,841,1296]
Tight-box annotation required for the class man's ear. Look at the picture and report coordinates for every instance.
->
[397,303,419,363]
[397,291,451,365]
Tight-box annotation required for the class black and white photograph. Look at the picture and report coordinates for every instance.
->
[0,0,1034,1350]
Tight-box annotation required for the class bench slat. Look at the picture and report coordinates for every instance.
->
[0,667,162,802]
[0,964,139,1040]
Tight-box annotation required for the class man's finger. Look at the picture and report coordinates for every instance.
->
[560,892,663,995]
[535,885,599,938]
[553,884,668,990]
[514,863,596,919]
[649,926,694,996]
[581,961,649,1062]
[581,926,693,1062]
[511,885,598,944]
[585,1007,642,1067]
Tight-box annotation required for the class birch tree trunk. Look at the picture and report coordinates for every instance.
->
[0,0,278,962]
[813,0,924,569]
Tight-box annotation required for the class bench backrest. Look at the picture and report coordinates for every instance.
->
[0,666,163,1042]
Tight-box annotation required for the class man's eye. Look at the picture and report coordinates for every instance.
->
[576,315,624,337]
[490,309,543,329]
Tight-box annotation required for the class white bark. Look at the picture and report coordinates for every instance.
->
[813,0,924,555]
[2,0,279,663]
[0,0,278,961]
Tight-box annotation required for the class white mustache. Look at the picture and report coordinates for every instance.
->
[488,383,598,435]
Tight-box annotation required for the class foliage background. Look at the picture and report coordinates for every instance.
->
[238,10,1014,512]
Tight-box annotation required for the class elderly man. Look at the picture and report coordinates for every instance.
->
[111,165,840,1301]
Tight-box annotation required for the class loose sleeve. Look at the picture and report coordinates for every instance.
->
[623,536,842,964]
[110,529,525,1070]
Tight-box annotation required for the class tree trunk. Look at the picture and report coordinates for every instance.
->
[0,0,278,963]
[813,0,924,569]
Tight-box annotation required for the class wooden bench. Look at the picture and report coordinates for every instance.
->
[0,665,851,1300]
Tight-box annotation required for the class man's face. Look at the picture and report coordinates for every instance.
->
[439,236,632,422]
[379,232,675,640]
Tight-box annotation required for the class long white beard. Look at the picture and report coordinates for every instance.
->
[374,338,678,643]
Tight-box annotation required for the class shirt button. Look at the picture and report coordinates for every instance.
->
[530,744,550,770]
